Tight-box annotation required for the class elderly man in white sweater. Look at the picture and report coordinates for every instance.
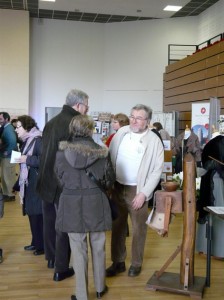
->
[106,104,164,277]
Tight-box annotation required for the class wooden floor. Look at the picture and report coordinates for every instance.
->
[0,196,223,300]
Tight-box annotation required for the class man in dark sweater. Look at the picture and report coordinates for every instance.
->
[0,112,17,202]
[36,89,89,281]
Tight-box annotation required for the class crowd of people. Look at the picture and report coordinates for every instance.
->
[0,89,224,300]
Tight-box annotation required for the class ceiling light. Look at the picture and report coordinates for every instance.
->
[40,0,56,2]
[163,5,182,12]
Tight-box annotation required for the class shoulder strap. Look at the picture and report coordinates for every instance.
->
[85,170,106,193]
[23,137,39,155]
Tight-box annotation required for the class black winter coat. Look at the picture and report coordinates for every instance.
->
[197,135,224,222]
[36,105,80,204]
[54,137,115,233]
[22,137,43,216]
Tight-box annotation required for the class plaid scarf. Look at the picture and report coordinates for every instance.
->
[19,127,42,204]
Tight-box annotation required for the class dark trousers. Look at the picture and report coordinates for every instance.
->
[28,214,44,251]
[42,201,56,261]
[42,200,71,272]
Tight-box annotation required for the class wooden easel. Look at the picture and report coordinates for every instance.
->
[146,153,206,299]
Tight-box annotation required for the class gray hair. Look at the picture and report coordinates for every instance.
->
[131,104,152,121]
[65,89,89,107]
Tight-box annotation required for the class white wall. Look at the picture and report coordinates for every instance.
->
[30,16,198,129]
[102,17,198,116]
[30,19,104,128]
[0,9,29,118]
[198,0,224,43]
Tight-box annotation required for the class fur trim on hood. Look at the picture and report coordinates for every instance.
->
[58,137,108,169]
[59,139,108,158]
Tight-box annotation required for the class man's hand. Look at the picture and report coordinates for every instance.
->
[132,192,146,210]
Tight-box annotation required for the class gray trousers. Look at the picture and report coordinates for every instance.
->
[68,232,106,300]
[111,181,148,267]
[0,158,16,197]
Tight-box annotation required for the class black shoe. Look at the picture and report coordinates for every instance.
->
[0,248,3,264]
[71,295,77,300]
[96,286,108,299]
[53,267,74,281]
[4,196,15,202]
[24,245,36,251]
[33,249,44,256]
[128,265,141,277]
[47,259,55,269]
[106,262,126,277]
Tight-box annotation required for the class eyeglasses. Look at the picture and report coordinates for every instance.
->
[129,116,147,122]
[79,103,89,109]
[16,125,22,129]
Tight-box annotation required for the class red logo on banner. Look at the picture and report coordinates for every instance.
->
[201,107,206,114]
[205,123,209,130]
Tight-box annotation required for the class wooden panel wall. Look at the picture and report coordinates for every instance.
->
[163,40,224,134]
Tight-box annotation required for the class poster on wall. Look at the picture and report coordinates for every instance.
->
[151,112,175,136]
[191,103,210,147]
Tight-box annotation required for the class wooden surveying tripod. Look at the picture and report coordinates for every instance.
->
[146,153,206,299]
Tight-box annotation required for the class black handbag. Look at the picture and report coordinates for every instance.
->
[85,170,118,220]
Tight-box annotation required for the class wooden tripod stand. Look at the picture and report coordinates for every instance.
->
[146,153,206,299]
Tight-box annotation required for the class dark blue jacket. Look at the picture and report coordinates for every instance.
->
[22,137,43,216]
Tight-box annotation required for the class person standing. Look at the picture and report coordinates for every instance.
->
[15,115,44,255]
[196,134,224,259]
[105,113,129,147]
[55,115,115,300]
[0,190,4,263]
[0,112,17,201]
[106,104,164,277]
[36,89,89,281]
[153,122,171,142]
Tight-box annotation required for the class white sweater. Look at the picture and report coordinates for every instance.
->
[109,125,164,201]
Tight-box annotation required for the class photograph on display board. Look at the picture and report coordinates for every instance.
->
[218,115,224,134]
[191,103,210,147]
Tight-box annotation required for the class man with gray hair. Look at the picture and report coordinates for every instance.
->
[106,104,164,277]
[37,89,89,281]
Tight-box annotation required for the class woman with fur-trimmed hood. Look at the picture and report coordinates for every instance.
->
[54,114,115,300]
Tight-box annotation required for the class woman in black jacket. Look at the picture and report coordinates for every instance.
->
[54,115,115,300]
[196,134,224,258]
[15,115,44,255]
